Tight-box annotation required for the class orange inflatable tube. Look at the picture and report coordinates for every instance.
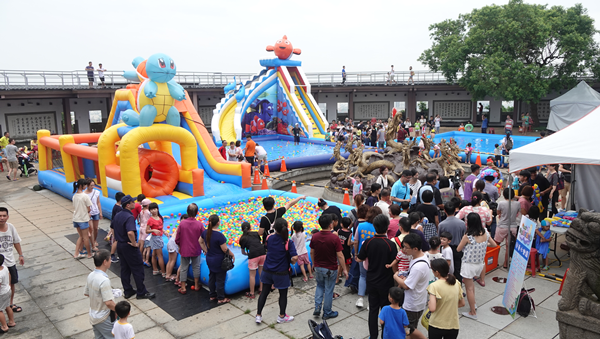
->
[138,148,179,197]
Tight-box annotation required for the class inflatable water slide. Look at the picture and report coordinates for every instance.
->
[36,53,252,216]
[211,36,328,143]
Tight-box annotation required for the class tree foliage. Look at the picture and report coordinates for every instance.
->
[419,0,600,124]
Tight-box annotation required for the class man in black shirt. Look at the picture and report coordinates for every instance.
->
[113,195,155,300]
[528,168,551,220]
[292,123,301,145]
[356,214,396,339]
[258,195,306,243]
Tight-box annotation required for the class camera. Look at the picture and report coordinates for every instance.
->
[451,169,462,190]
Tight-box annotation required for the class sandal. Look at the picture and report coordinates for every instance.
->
[245,292,255,299]
[10,305,22,313]
[210,297,218,302]
[474,278,486,287]
[177,288,187,295]
[143,262,151,267]
[333,293,340,300]
[218,298,231,304]
[302,277,307,282]
[7,323,15,328]
[174,281,181,287]
[152,271,160,276]
[309,276,314,279]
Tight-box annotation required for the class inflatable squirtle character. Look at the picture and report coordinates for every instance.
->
[121,53,186,127]
[266,35,301,60]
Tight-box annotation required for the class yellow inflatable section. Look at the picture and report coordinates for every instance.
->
[219,99,238,143]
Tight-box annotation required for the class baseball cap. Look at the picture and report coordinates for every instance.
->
[121,195,135,206]
[141,198,151,206]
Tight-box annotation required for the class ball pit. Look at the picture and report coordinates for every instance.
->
[151,191,354,295]
[162,195,349,245]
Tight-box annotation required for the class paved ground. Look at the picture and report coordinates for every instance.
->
[0,172,569,339]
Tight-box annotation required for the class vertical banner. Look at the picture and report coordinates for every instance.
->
[502,216,537,318]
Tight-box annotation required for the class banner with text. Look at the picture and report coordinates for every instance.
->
[503,216,537,318]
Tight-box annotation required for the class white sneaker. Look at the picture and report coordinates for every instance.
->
[356,297,364,308]
[255,315,262,324]
[277,314,294,323]
[462,312,478,320]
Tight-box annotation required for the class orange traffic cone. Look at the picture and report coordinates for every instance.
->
[475,154,482,166]
[264,163,270,177]
[291,181,297,193]
[261,178,269,190]
[342,189,350,205]
[253,167,261,184]
[280,158,288,172]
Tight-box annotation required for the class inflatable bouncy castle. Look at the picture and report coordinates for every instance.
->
[35,52,351,295]
[37,53,252,215]
[211,35,328,142]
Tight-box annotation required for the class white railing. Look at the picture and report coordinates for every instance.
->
[0,70,459,90]
[2,69,594,90]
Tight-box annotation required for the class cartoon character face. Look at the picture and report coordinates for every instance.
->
[266,35,301,60]
[145,53,177,83]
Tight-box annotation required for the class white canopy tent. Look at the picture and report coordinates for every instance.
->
[548,81,600,131]
[510,105,600,212]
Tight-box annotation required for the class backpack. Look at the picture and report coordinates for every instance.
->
[555,172,565,191]
[517,288,535,317]
[505,137,513,151]
[262,210,278,236]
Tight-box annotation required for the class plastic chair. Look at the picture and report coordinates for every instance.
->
[527,248,541,277]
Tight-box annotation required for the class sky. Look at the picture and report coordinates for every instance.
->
[1,0,599,74]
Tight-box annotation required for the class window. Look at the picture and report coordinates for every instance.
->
[318,103,327,114]
[89,110,102,123]
[416,101,429,116]
[502,101,514,113]
[394,102,406,115]
[337,102,348,114]
[70,111,76,125]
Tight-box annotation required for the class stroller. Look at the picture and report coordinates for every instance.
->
[18,152,37,177]
[308,320,346,339]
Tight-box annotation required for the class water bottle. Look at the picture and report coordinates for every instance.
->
[423,217,429,224]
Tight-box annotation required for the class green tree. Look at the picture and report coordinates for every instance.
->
[419,0,600,125]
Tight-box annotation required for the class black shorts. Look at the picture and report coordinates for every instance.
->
[7,265,18,284]
[87,77,94,82]
[245,156,255,165]
[99,77,105,82]
[405,310,423,333]
[495,155,502,162]
[294,135,300,143]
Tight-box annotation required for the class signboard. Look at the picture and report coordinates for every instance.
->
[197,106,214,127]
[503,216,537,318]
[354,102,390,120]
[433,101,471,120]
[521,101,551,121]
[5,112,57,140]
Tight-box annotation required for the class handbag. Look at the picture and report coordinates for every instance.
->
[221,248,234,271]
[421,308,432,330]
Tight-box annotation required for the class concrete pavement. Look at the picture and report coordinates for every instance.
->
[0,174,568,339]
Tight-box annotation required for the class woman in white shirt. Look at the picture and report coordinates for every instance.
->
[375,166,389,190]
[227,142,238,161]
[408,169,422,204]
[85,179,102,252]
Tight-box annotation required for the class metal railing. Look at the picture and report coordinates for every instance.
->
[1,69,595,91]
[0,69,459,90]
